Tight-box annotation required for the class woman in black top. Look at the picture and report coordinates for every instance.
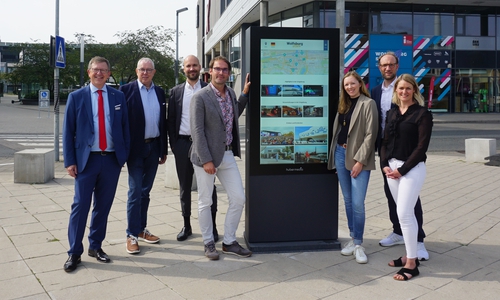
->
[381,74,433,281]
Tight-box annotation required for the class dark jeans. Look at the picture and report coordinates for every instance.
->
[126,139,161,237]
[382,170,426,242]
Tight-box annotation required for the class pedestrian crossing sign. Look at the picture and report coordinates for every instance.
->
[55,36,66,68]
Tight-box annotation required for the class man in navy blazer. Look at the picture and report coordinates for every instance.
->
[372,52,428,260]
[120,58,167,254]
[63,56,130,272]
[168,55,218,242]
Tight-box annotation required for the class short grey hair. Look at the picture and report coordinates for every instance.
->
[137,57,155,69]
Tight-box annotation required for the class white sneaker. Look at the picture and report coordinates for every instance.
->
[379,232,405,247]
[417,242,429,261]
[354,245,368,264]
[341,240,356,256]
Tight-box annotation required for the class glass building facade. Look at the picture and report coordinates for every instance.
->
[218,1,500,113]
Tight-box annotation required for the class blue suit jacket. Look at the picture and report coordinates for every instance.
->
[167,80,208,148]
[120,81,167,159]
[63,85,130,172]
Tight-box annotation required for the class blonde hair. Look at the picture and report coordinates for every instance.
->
[392,74,425,107]
[338,71,370,114]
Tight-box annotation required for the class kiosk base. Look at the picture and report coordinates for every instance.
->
[244,234,340,253]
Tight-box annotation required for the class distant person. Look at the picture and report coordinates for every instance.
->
[190,56,251,260]
[167,55,219,242]
[380,74,433,281]
[63,56,130,272]
[327,71,378,264]
[371,52,429,261]
[119,58,167,254]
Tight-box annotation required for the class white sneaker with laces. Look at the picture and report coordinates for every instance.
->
[379,232,405,247]
[341,240,356,256]
[417,242,429,261]
[354,245,368,264]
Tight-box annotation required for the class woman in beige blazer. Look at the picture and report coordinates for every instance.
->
[327,71,378,264]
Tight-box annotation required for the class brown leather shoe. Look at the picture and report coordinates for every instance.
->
[126,236,140,254]
[138,229,160,244]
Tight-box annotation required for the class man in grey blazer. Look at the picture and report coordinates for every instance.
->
[190,56,251,260]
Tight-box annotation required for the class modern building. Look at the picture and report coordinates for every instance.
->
[196,0,500,113]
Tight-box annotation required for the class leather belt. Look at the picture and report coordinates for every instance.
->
[144,137,159,143]
[225,145,233,151]
[339,143,347,149]
[91,151,114,156]
[178,135,192,141]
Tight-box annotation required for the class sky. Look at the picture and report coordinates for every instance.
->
[0,0,198,60]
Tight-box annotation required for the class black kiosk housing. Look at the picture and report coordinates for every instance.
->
[244,27,340,252]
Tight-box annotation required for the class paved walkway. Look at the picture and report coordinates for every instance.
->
[1,149,500,299]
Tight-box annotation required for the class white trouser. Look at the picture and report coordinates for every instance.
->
[193,151,245,245]
[387,158,426,259]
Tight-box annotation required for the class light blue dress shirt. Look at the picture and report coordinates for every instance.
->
[89,84,114,151]
[137,81,160,139]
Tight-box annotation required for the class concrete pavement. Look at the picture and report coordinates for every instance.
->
[1,148,500,299]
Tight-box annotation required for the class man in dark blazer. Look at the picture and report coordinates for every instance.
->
[190,56,251,260]
[120,58,167,254]
[167,55,218,242]
[63,56,130,272]
[372,52,429,260]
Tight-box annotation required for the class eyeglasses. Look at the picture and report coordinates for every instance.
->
[90,68,109,73]
[138,68,154,73]
[212,67,229,74]
[379,63,397,69]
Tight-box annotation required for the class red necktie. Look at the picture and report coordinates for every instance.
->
[97,90,107,151]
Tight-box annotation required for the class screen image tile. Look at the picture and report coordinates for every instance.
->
[261,105,282,117]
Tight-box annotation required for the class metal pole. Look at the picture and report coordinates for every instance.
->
[175,7,188,85]
[54,0,60,161]
[336,0,345,86]
[80,34,84,87]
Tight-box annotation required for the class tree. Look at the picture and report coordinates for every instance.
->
[112,25,178,89]
[14,42,53,97]
[6,26,180,96]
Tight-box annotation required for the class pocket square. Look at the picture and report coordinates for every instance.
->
[115,104,121,110]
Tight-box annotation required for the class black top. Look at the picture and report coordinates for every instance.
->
[337,97,358,145]
[381,103,433,176]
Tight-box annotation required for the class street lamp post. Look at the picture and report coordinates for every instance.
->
[175,7,188,85]
[80,33,85,87]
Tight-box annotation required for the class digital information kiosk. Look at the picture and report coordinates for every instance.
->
[244,27,340,252]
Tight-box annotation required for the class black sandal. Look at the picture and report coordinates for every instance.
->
[389,257,420,267]
[395,266,420,281]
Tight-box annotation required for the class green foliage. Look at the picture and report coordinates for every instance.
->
[12,26,179,94]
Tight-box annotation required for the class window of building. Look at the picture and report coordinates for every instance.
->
[269,13,281,27]
[319,9,368,34]
[282,6,303,28]
[221,0,232,14]
[229,32,240,71]
[414,13,454,37]
[370,3,412,34]
[371,11,412,34]
[455,6,496,37]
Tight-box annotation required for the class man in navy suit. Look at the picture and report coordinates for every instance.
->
[167,55,218,242]
[120,58,167,254]
[63,56,130,272]
[372,52,428,260]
